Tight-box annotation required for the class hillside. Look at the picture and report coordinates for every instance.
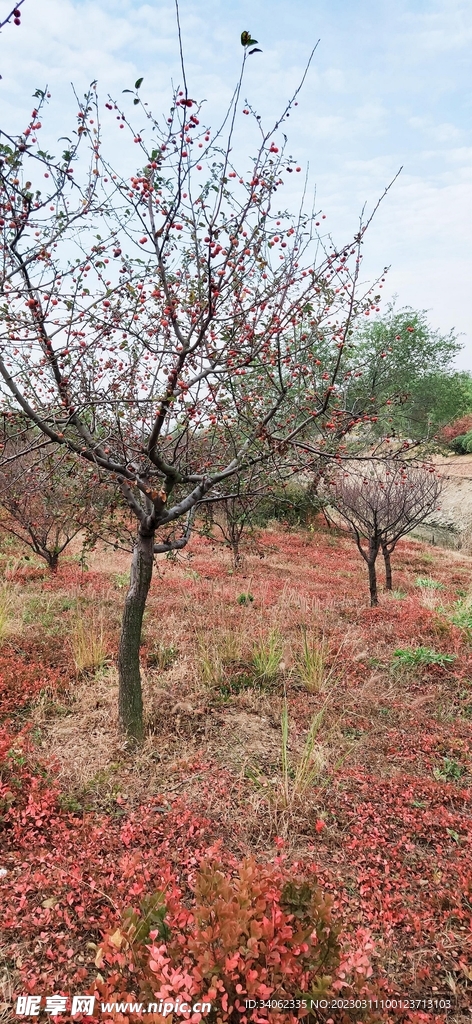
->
[1,520,471,1022]
[414,455,472,553]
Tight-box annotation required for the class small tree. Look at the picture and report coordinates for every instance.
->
[0,26,392,742]
[0,422,119,571]
[327,461,442,605]
[199,464,269,570]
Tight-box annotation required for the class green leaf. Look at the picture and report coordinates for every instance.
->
[122,89,133,94]
[135,77,144,90]
[249,48,262,54]
[241,31,258,46]
[133,98,140,105]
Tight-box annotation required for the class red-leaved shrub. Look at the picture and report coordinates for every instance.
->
[98,853,378,1022]
[439,414,472,443]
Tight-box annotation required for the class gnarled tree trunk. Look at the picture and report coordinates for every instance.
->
[118,524,155,744]
[46,550,59,573]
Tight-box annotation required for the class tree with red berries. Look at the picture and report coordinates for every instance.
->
[0,23,394,742]
[326,461,442,605]
[0,1,22,30]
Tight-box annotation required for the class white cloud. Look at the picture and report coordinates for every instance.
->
[1,0,470,364]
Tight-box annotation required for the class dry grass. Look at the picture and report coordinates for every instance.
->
[8,520,471,851]
[69,605,108,675]
[0,944,14,1023]
[0,585,14,645]
[294,630,330,692]
[33,668,123,787]
[418,588,443,610]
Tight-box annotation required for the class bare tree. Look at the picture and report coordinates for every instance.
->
[198,462,272,569]
[326,462,442,605]
[0,421,120,571]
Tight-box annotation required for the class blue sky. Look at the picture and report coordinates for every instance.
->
[2,0,471,366]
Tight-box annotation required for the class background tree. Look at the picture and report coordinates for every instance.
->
[0,422,121,571]
[0,33,392,742]
[341,306,471,442]
[326,461,443,605]
[292,305,471,500]
[198,462,271,570]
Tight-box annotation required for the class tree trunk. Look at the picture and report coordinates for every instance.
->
[231,536,242,570]
[382,544,392,590]
[368,557,379,607]
[366,537,380,607]
[47,551,59,573]
[118,525,154,744]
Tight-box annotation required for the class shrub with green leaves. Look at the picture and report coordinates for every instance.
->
[251,485,324,528]
[393,646,455,667]
[415,577,444,590]
[449,433,468,454]
[433,757,464,782]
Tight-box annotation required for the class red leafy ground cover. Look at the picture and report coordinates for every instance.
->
[1,523,472,1021]
[0,649,68,720]
[0,743,383,1024]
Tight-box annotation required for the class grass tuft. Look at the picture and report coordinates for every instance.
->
[295,630,329,692]
[0,584,14,646]
[70,606,108,675]
[252,629,283,682]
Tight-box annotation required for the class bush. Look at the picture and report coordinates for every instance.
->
[447,430,472,454]
[449,434,467,453]
[251,486,324,529]
[440,414,472,444]
[97,854,378,1022]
